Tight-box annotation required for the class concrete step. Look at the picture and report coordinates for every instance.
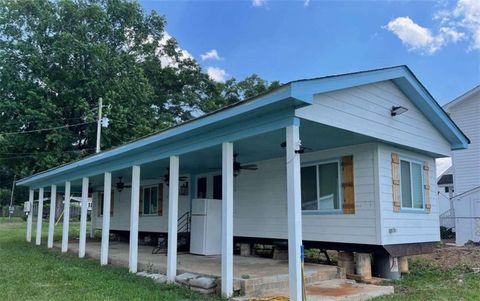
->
[237,265,340,297]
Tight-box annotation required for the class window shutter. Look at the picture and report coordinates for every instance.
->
[97,193,102,217]
[423,161,431,213]
[139,187,144,215]
[391,153,401,212]
[158,183,163,216]
[110,191,114,216]
[341,155,355,214]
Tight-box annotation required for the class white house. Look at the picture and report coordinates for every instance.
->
[17,66,469,300]
[443,85,480,245]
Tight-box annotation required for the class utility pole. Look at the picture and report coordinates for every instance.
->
[96,97,103,154]
[8,175,16,220]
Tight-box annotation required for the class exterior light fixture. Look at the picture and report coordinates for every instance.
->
[390,105,408,116]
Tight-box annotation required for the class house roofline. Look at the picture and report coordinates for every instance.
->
[17,65,469,187]
[443,84,480,112]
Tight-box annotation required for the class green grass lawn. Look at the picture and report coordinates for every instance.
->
[373,258,480,301]
[1,218,479,300]
[0,218,221,301]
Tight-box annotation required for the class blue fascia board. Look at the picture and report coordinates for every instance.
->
[391,74,469,150]
[289,65,468,150]
[289,67,406,103]
[25,109,298,188]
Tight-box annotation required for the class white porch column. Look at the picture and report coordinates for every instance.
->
[36,187,44,245]
[62,181,71,253]
[79,177,89,258]
[101,172,112,265]
[129,165,141,273]
[286,124,303,301]
[47,184,57,248]
[221,142,234,297]
[167,156,180,281]
[26,189,34,242]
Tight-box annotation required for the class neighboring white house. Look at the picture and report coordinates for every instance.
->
[437,166,455,230]
[443,85,480,245]
[17,66,469,300]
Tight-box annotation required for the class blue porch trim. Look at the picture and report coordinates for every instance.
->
[26,110,298,188]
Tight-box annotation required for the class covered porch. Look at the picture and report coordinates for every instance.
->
[22,115,379,299]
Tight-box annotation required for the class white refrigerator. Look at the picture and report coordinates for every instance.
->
[190,198,222,255]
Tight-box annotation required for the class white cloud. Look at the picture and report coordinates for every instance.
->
[200,49,222,61]
[452,0,480,50]
[304,0,310,7]
[386,0,479,53]
[207,67,228,82]
[385,17,437,53]
[440,26,466,42]
[385,16,465,54]
[252,0,267,7]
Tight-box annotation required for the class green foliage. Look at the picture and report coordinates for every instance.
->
[0,0,280,204]
[440,226,455,239]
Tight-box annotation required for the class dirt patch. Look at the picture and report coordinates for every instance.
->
[306,283,359,297]
[413,244,480,270]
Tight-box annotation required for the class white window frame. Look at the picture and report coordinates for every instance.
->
[301,159,342,213]
[399,157,425,211]
[142,185,159,216]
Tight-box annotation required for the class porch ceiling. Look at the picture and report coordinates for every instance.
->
[80,120,377,191]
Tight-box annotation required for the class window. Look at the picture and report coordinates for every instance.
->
[98,191,114,216]
[301,161,341,211]
[213,175,222,200]
[197,177,207,198]
[400,159,424,209]
[143,186,158,215]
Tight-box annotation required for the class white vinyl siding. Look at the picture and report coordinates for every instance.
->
[377,144,439,245]
[93,179,190,233]
[447,93,480,195]
[233,144,379,245]
[295,80,451,156]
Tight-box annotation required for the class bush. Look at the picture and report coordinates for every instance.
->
[440,226,455,239]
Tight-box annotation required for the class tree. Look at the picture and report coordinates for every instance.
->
[204,74,281,111]
[0,0,280,204]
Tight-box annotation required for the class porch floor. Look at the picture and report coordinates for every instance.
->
[53,239,393,299]
[55,239,338,278]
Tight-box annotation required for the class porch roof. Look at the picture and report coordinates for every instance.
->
[17,65,469,188]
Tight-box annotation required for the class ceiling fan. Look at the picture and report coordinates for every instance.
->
[208,154,258,176]
[115,176,131,192]
[233,154,258,176]
[163,168,188,186]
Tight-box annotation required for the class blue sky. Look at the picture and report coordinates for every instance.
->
[140,0,479,105]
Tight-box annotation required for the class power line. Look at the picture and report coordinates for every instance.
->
[1,116,93,126]
[0,121,95,135]
[0,148,96,156]
[0,149,96,160]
